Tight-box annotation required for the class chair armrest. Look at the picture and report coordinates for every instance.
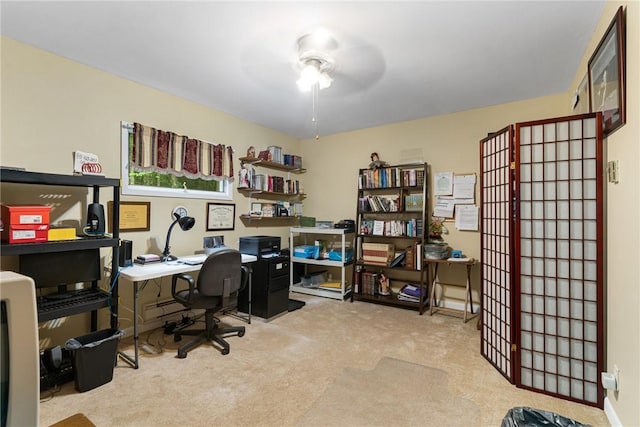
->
[172,273,196,302]
[239,265,249,292]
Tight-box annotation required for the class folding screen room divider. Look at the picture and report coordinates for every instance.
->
[480,113,604,408]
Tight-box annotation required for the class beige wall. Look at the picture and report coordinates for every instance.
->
[1,37,301,343]
[300,94,566,303]
[565,2,639,425]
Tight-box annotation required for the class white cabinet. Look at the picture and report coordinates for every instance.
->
[289,227,354,300]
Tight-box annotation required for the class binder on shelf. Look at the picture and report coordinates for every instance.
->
[389,251,406,268]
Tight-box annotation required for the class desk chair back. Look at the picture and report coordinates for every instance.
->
[200,248,244,298]
[172,248,247,310]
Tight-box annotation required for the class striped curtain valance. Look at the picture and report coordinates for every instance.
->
[132,122,234,181]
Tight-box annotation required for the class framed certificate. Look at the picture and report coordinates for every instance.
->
[206,203,235,231]
[108,201,151,232]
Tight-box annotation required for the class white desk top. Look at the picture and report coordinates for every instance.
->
[118,253,257,282]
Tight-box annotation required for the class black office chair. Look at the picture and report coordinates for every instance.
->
[171,248,248,358]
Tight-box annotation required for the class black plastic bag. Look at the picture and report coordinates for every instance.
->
[501,406,590,427]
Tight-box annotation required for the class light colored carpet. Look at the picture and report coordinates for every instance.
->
[299,357,480,426]
[40,293,609,426]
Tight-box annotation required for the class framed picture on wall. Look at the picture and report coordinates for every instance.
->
[588,6,626,136]
[206,203,235,231]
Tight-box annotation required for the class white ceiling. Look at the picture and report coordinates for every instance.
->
[1,1,605,139]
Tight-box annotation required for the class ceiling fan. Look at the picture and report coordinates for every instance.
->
[295,30,337,91]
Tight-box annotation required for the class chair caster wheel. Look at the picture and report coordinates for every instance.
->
[177,352,187,359]
[174,335,182,342]
[221,348,229,355]
[238,330,245,337]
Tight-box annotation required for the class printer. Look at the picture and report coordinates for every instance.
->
[239,235,281,258]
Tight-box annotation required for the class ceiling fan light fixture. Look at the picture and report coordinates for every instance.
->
[296,58,334,91]
[297,61,321,91]
[317,72,333,90]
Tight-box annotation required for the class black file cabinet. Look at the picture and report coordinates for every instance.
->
[238,255,289,320]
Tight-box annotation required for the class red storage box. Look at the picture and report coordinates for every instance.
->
[1,204,51,244]
[2,224,49,244]
[1,204,51,225]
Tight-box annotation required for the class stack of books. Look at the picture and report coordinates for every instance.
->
[397,284,426,302]
[135,254,161,264]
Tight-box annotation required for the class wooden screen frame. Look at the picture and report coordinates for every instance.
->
[479,125,516,383]
[513,113,604,408]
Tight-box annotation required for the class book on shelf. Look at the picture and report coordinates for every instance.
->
[447,257,472,262]
[372,220,385,236]
[404,194,424,212]
[135,254,161,264]
[397,294,420,302]
[405,244,415,269]
[398,283,427,302]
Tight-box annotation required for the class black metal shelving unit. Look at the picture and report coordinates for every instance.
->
[1,168,120,328]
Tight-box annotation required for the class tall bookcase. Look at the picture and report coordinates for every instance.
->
[351,163,430,314]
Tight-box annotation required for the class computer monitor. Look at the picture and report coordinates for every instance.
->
[0,271,39,427]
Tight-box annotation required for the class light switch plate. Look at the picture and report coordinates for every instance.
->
[607,160,619,183]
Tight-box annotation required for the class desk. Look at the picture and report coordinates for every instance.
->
[117,253,257,369]
[427,258,477,323]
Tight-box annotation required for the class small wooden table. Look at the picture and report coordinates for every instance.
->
[427,258,477,323]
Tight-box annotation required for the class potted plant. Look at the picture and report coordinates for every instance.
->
[428,217,447,242]
[426,217,449,259]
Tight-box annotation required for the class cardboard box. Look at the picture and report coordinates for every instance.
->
[362,242,394,265]
[1,204,51,225]
[2,224,49,244]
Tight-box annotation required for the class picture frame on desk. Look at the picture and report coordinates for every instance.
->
[206,202,235,231]
[250,203,262,217]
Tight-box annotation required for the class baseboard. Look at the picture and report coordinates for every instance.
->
[439,299,479,313]
[603,396,622,427]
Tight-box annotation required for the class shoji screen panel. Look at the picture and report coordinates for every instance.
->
[514,113,604,407]
[480,126,515,382]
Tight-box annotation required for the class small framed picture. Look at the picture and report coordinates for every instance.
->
[261,203,275,218]
[588,6,626,136]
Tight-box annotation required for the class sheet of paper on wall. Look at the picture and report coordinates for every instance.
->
[453,174,476,200]
[433,196,455,218]
[434,171,454,196]
[455,205,479,231]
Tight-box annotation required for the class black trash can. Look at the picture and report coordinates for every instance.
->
[65,328,124,392]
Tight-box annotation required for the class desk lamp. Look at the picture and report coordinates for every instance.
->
[162,212,195,262]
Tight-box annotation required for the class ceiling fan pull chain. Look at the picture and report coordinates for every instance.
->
[312,83,320,140]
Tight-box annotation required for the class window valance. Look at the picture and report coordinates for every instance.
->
[132,122,234,181]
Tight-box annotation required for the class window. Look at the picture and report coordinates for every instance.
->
[121,122,233,200]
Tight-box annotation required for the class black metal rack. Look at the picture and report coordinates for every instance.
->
[0,168,120,329]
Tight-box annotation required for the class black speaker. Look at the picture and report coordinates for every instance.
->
[86,203,105,234]
[119,239,133,267]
